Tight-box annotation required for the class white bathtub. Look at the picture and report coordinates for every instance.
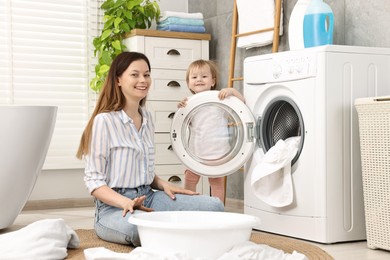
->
[0,106,57,229]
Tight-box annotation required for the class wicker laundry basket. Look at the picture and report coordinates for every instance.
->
[355,96,390,251]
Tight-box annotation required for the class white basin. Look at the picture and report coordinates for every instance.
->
[0,106,57,229]
[128,211,260,259]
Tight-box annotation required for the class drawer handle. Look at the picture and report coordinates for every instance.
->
[168,175,182,182]
[168,112,175,119]
[167,49,181,56]
[167,145,173,151]
[167,80,180,87]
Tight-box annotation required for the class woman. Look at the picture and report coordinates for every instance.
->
[76,52,224,246]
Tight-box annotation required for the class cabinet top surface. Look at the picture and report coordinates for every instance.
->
[125,29,211,41]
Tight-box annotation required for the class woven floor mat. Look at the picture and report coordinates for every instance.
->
[66,229,334,259]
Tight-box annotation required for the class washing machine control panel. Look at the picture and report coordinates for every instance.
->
[245,52,317,84]
[272,54,317,81]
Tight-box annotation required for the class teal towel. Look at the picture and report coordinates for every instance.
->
[157,24,206,33]
[158,17,204,26]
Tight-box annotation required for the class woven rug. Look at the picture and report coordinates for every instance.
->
[66,229,334,260]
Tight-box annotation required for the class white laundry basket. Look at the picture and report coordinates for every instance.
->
[355,96,390,251]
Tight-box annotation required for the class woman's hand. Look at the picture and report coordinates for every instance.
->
[151,175,199,200]
[91,186,153,217]
[121,195,154,217]
[162,183,199,200]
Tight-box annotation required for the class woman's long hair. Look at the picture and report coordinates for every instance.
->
[76,52,151,159]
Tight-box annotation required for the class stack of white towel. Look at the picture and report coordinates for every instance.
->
[157,11,206,33]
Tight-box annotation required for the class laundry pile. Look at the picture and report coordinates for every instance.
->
[157,11,206,33]
[0,218,79,259]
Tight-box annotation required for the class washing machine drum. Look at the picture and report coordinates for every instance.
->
[259,97,304,164]
[170,91,256,177]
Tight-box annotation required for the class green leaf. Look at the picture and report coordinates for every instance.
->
[137,6,145,15]
[120,23,130,32]
[98,64,110,75]
[114,17,123,29]
[101,51,111,65]
[123,10,132,20]
[112,40,122,51]
[101,29,112,41]
[95,80,103,93]
[101,0,114,10]
[112,0,125,9]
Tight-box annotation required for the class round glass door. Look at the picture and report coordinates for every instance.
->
[171,91,256,177]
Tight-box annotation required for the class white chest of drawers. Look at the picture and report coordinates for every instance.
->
[123,29,211,194]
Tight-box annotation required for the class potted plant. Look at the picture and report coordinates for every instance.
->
[91,0,160,92]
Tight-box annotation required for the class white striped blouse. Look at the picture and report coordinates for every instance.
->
[84,108,155,193]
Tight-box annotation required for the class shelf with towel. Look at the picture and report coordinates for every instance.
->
[125,29,211,41]
[228,0,282,87]
[156,11,206,34]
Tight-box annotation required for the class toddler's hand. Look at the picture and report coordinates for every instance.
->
[219,88,235,100]
[177,98,188,108]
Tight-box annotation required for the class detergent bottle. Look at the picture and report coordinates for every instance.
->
[288,0,311,50]
[303,0,334,48]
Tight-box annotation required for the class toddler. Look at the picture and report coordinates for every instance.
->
[178,59,245,202]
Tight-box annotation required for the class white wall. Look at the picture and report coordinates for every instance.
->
[28,0,188,202]
[159,0,187,12]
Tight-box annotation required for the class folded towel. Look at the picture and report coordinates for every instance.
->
[157,24,206,33]
[0,218,79,259]
[159,11,203,22]
[236,0,284,49]
[157,17,204,27]
[251,137,300,208]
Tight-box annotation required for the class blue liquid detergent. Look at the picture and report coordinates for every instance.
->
[303,12,334,48]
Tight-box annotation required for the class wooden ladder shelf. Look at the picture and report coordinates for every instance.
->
[228,0,282,87]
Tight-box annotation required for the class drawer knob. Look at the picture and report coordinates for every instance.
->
[167,49,181,56]
[168,175,182,183]
[167,81,180,87]
[168,112,175,119]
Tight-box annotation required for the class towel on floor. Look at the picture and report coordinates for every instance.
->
[159,11,203,22]
[251,137,300,207]
[84,241,307,260]
[157,17,204,26]
[84,246,192,260]
[157,24,206,33]
[236,0,284,49]
[0,218,79,259]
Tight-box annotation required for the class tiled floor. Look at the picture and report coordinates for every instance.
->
[2,199,390,260]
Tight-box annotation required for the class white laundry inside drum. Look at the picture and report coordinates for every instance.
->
[251,136,301,208]
[260,98,304,165]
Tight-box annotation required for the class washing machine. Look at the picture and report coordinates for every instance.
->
[243,45,390,243]
[170,45,390,244]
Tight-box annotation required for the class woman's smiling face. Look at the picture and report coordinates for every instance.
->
[118,59,151,102]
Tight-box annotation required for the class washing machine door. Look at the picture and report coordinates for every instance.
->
[171,90,256,177]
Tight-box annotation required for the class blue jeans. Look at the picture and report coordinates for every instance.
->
[94,185,224,246]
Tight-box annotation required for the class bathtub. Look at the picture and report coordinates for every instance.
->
[0,106,57,229]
